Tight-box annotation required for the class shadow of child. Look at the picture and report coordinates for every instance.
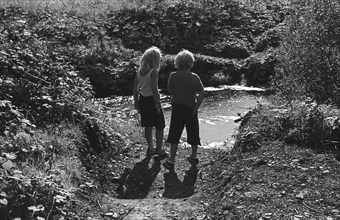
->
[163,165,199,199]
[163,170,182,199]
[117,156,161,199]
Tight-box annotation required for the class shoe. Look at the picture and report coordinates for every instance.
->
[187,156,199,165]
[154,149,169,160]
[163,160,174,170]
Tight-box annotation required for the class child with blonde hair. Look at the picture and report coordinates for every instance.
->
[133,46,168,159]
[163,49,204,170]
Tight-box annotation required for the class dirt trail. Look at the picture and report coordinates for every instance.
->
[91,88,265,219]
[100,145,221,220]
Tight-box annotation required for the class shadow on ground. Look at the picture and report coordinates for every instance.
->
[163,165,199,199]
[116,156,161,199]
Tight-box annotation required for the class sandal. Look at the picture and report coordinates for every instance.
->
[154,149,169,160]
[187,156,199,165]
[163,160,174,170]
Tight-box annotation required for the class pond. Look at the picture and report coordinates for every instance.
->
[161,86,267,150]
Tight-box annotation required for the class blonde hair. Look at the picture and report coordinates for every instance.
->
[138,46,162,74]
[174,49,195,70]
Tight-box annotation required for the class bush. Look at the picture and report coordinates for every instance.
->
[283,102,340,151]
[0,7,94,127]
[233,103,284,153]
[274,0,340,106]
[254,25,283,52]
[234,101,340,153]
[0,124,84,220]
[72,37,140,97]
[105,0,256,56]
[242,50,277,86]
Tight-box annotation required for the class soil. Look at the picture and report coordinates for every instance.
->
[76,138,340,220]
[204,143,340,220]
[80,143,221,220]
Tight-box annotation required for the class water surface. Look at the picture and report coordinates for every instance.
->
[163,89,265,150]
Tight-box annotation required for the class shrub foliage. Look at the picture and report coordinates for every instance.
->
[234,101,340,154]
[274,0,340,106]
[105,0,284,57]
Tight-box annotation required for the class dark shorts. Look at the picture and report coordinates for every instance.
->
[139,95,165,130]
[167,102,201,146]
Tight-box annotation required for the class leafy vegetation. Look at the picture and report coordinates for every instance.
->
[0,4,138,219]
[274,0,340,106]
[0,124,84,219]
[1,0,340,219]
[233,101,340,154]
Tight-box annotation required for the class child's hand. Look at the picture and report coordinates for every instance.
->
[192,105,198,117]
[134,101,139,110]
[155,103,161,114]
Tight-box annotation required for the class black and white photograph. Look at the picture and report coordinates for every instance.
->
[1,0,340,219]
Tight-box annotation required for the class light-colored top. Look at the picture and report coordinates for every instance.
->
[168,71,204,108]
[137,69,153,96]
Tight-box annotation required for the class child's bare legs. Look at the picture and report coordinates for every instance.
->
[145,127,154,152]
[168,143,178,164]
[190,144,198,159]
[155,129,164,152]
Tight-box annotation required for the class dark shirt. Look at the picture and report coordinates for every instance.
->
[168,71,204,108]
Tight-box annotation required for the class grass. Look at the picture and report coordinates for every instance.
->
[0,122,86,218]
[0,0,181,16]
[0,0,291,16]
[0,122,83,186]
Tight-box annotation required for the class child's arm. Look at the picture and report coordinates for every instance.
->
[133,75,139,110]
[192,75,204,116]
[150,69,161,113]
[167,74,173,95]
[192,89,204,116]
